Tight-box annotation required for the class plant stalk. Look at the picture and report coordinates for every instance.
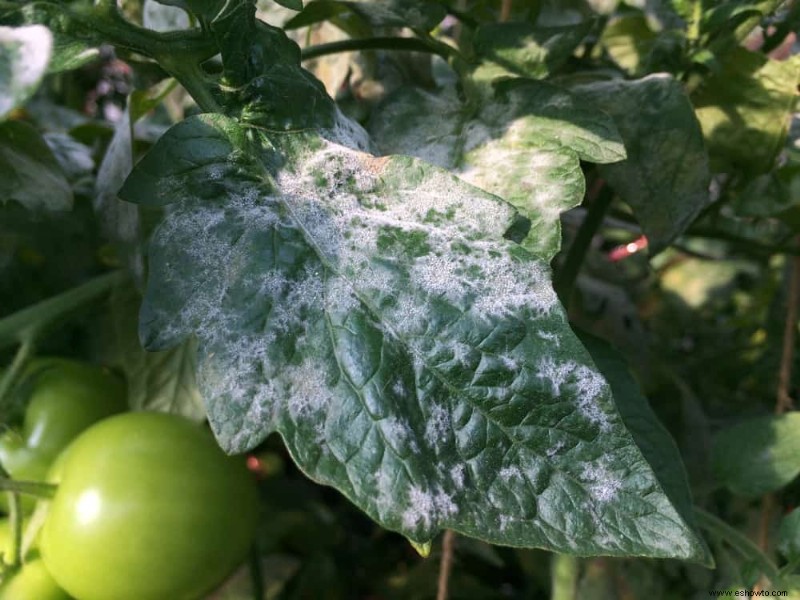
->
[551,554,579,600]
[0,477,57,500]
[437,530,456,600]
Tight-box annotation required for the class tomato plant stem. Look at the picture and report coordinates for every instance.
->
[0,477,57,500]
[693,507,782,584]
[555,181,614,305]
[0,271,125,351]
[7,492,22,568]
[436,530,456,600]
[0,339,33,418]
[300,37,459,62]
[551,554,579,600]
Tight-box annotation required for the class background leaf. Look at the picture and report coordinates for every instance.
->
[284,0,446,31]
[693,49,800,176]
[0,121,72,212]
[572,74,711,253]
[712,413,800,497]
[0,25,52,119]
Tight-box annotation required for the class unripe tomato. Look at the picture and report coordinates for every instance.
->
[0,557,72,600]
[41,412,259,600]
[0,359,126,514]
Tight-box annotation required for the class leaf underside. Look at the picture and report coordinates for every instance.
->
[120,112,706,561]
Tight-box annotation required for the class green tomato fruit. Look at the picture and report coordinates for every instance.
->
[41,412,259,600]
[20,359,127,462]
[0,557,72,600]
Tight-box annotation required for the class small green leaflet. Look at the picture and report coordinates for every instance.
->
[369,79,625,259]
[0,25,52,119]
[121,113,706,560]
[284,0,446,31]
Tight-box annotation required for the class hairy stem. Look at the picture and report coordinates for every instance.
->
[437,530,456,600]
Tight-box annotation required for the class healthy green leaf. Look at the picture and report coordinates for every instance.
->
[572,75,711,253]
[693,49,800,176]
[472,21,592,82]
[578,331,712,566]
[369,79,625,259]
[120,113,707,561]
[0,120,72,212]
[47,40,99,74]
[712,413,800,497]
[0,25,53,119]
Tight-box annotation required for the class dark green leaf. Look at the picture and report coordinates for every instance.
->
[578,331,712,566]
[47,39,100,74]
[693,49,800,176]
[369,80,625,259]
[572,75,711,253]
[0,25,53,119]
[0,120,72,212]
[120,113,707,561]
[472,21,592,82]
[274,0,304,10]
[712,413,800,497]
[284,0,445,31]
[211,1,337,131]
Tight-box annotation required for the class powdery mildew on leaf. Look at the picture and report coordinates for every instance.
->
[369,81,625,259]
[120,113,707,559]
[0,25,52,119]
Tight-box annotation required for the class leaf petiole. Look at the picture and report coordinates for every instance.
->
[0,477,57,500]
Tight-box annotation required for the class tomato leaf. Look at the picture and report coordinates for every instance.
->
[0,121,72,212]
[572,75,711,253]
[284,0,446,31]
[0,25,52,119]
[120,113,707,561]
[693,49,800,176]
[712,413,800,497]
[369,79,625,259]
[472,21,593,82]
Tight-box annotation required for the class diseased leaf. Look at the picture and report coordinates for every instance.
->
[578,332,712,566]
[120,113,707,561]
[369,79,625,259]
[111,283,206,421]
[144,0,190,32]
[0,120,72,212]
[284,0,446,31]
[154,0,225,22]
[472,21,592,82]
[572,75,711,253]
[693,49,800,175]
[712,413,800,497]
[0,25,53,119]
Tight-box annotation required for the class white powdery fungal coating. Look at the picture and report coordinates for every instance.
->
[450,464,466,489]
[285,358,337,418]
[581,463,622,503]
[536,358,611,430]
[424,405,451,445]
[402,485,459,529]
